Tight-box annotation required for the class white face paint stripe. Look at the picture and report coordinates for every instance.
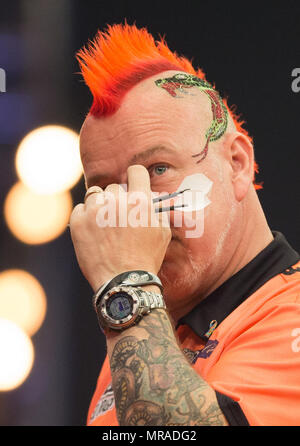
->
[173,173,213,212]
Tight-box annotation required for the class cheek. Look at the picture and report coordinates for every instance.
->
[166,165,236,246]
[204,168,236,224]
[168,186,236,252]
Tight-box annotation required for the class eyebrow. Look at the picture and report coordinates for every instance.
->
[86,145,176,188]
[128,145,176,164]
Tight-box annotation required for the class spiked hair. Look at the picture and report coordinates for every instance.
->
[76,23,261,188]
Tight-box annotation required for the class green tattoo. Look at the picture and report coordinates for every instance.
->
[109,310,227,426]
[155,73,228,162]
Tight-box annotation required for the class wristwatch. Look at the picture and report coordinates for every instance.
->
[93,270,163,304]
[94,285,166,332]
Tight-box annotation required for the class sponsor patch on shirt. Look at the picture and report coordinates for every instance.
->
[183,339,219,364]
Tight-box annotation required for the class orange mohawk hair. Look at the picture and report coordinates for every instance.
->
[76,23,261,189]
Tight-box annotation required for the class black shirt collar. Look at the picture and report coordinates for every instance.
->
[177,231,300,341]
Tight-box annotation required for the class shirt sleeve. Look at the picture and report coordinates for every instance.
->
[207,300,300,426]
[215,391,249,426]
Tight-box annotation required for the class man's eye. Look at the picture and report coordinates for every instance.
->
[149,165,169,177]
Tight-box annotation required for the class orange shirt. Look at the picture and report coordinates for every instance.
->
[87,231,300,426]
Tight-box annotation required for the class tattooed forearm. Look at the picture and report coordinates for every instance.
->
[108,309,228,426]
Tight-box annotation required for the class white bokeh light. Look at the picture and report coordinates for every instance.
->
[4,182,73,245]
[15,125,83,194]
[0,318,34,391]
[0,270,47,336]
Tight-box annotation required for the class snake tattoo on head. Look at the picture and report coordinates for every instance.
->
[155,73,228,163]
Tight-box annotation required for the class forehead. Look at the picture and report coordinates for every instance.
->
[80,71,212,184]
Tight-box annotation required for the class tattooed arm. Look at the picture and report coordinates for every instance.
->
[106,289,228,426]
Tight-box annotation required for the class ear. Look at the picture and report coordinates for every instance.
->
[225,132,254,202]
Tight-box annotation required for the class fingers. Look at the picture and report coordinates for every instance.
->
[127,165,151,194]
[72,170,170,236]
[84,165,150,208]
[84,184,127,210]
[84,186,103,201]
[156,203,171,228]
[105,183,127,195]
[84,186,104,208]
[69,202,84,234]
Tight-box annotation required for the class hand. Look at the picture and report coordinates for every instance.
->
[70,165,172,292]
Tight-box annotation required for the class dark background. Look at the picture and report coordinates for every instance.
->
[0,1,299,425]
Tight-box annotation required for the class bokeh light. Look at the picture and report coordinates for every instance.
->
[0,269,47,336]
[15,125,82,194]
[4,181,73,245]
[0,318,34,391]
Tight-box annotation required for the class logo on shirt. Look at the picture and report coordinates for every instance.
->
[183,339,219,364]
[197,340,219,359]
[90,383,115,422]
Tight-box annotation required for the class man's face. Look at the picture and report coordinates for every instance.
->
[80,71,241,317]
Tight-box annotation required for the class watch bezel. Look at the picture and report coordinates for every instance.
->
[98,286,141,330]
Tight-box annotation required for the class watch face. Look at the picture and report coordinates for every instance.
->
[106,292,133,321]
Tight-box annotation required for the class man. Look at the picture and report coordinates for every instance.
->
[70,23,300,426]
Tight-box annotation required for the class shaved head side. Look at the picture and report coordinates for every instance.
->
[77,23,261,189]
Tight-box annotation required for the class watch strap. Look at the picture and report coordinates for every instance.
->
[138,288,166,310]
[93,270,163,307]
